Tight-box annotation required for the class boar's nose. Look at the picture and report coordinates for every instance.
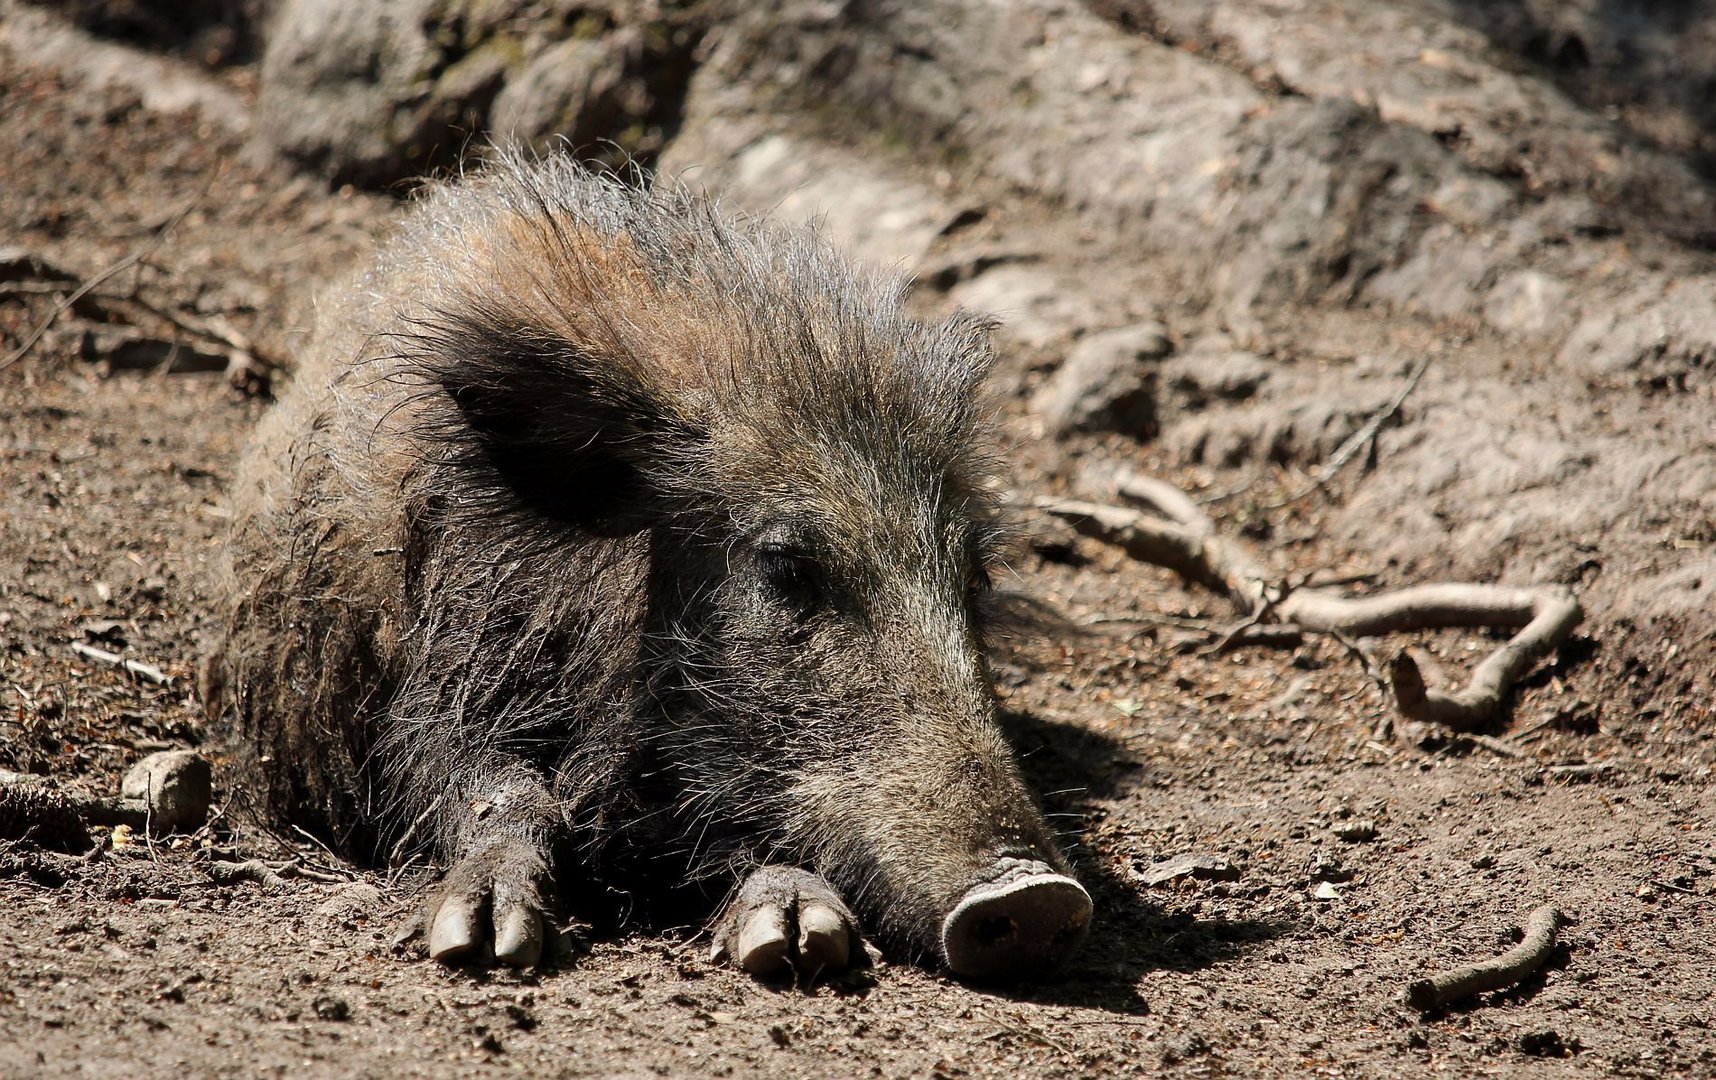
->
[940,860,1092,980]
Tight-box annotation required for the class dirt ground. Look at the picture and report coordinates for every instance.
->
[2,3,1714,1077]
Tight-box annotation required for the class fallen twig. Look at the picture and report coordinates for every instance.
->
[1265,357,1431,507]
[68,642,173,686]
[1036,475,1582,730]
[96,293,276,387]
[1455,733,1529,759]
[1542,762,1616,782]
[0,193,202,373]
[1186,359,1430,509]
[1405,905,1567,1011]
[203,855,346,887]
[1383,588,1581,730]
[2,265,276,390]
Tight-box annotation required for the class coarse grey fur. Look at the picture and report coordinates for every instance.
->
[207,150,1083,972]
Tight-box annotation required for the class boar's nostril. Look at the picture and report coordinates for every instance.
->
[940,868,1092,981]
[975,915,1017,945]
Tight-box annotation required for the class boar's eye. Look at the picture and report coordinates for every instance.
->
[756,540,824,609]
[965,523,1000,598]
[968,558,995,597]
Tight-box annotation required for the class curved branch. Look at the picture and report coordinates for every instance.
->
[1034,480,1583,730]
[1405,905,1567,1011]
[1382,590,1582,729]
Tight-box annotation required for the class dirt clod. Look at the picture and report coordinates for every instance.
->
[1519,1029,1582,1058]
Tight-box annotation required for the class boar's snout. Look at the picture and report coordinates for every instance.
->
[941,858,1092,980]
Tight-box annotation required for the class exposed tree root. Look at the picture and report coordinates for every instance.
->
[1405,905,1567,1012]
[1035,471,1582,731]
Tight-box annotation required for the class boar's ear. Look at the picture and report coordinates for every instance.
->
[427,313,699,536]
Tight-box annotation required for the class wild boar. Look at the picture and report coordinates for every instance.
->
[208,152,1091,980]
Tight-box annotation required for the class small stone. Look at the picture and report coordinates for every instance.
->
[1133,852,1242,887]
[505,1003,537,1031]
[1335,820,1379,843]
[121,751,213,835]
[1312,881,1341,901]
[312,994,350,1021]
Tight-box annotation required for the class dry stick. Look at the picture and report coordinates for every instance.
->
[1184,357,1431,509]
[1265,355,1432,508]
[103,293,277,385]
[0,192,205,373]
[68,642,173,686]
[1035,486,1582,730]
[4,270,273,388]
[1405,905,1567,1011]
[206,859,292,888]
[1457,733,1529,759]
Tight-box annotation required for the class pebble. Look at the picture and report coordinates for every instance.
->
[121,750,212,835]
[1335,820,1379,842]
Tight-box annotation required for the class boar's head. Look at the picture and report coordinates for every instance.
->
[412,169,1091,979]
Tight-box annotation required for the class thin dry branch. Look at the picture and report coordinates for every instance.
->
[98,293,278,387]
[0,193,203,373]
[204,856,349,887]
[1405,905,1567,1011]
[1036,476,1582,730]
[1265,356,1431,507]
[69,642,173,686]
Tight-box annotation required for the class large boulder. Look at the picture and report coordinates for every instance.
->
[254,0,699,188]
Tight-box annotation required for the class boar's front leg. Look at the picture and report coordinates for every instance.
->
[711,866,863,978]
[422,761,560,968]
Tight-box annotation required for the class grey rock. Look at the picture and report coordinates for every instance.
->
[490,37,640,152]
[121,751,213,835]
[664,125,962,273]
[948,264,1087,351]
[0,3,252,134]
[1032,322,1172,437]
[254,1,692,187]
[1162,346,1271,411]
[255,0,441,185]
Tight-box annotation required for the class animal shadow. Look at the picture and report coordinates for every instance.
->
[997,707,1290,1013]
